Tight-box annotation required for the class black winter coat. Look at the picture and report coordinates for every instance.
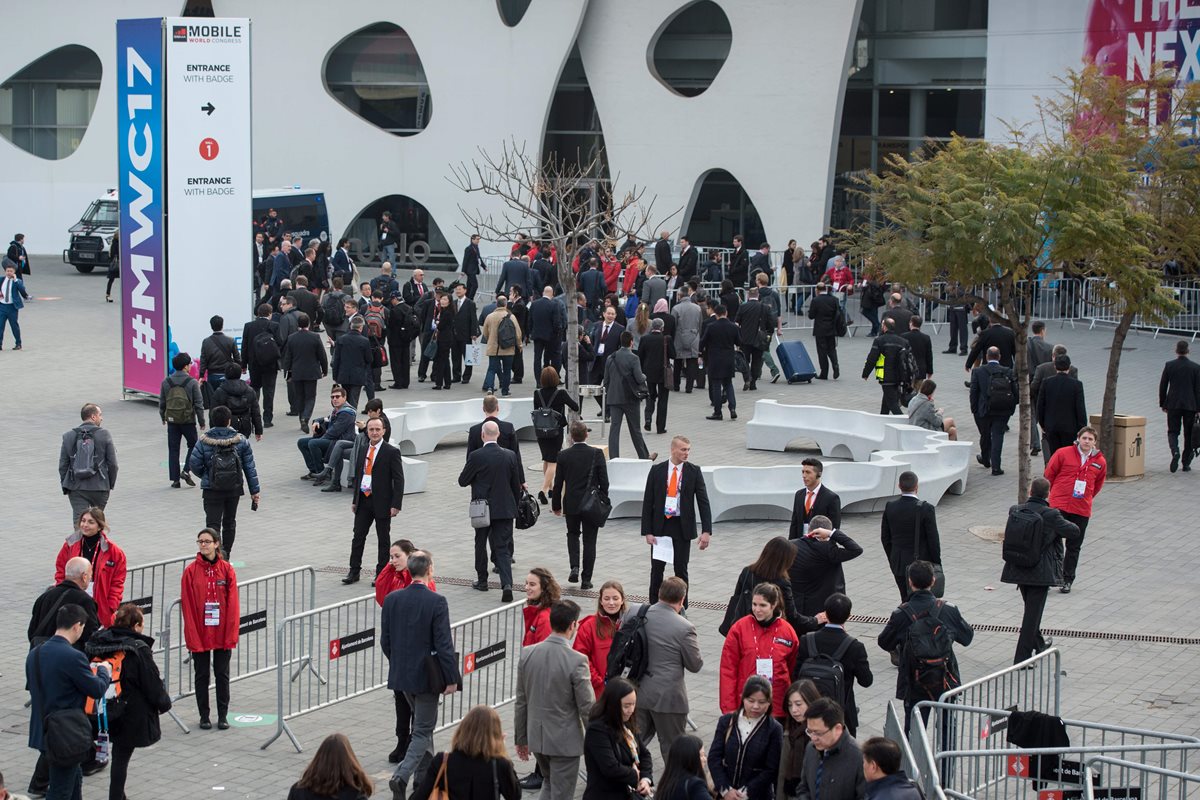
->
[85,627,172,748]
[582,719,654,800]
[638,331,676,386]
[1000,497,1081,587]
[709,712,783,800]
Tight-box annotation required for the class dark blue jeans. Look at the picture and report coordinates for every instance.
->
[484,354,513,394]
[0,303,20,346]
[297,436,334,474]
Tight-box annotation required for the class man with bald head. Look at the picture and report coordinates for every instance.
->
[459,420,524,602]
[970,345,1019,475]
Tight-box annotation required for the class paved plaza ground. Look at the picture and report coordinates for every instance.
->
[1,266,1198,798]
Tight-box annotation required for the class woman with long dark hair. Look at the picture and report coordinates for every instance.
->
[431,293,455,390]
[287,733,374,800]
[720,536,817,634]
[410,706,520,800]
[719,583,799,718]
[582,677,653,799]
[573,581,627,698]
[779,679,822,799]
[522,567,560,646]
[709,676,783,800]
[655,735,715,800]
[55,506,126,628]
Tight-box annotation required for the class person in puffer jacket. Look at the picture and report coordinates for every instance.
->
[719,582,799,718]
[187,405,261,557]
[210,363,263,439]
[181,528,239,730]
[906,380,957,439]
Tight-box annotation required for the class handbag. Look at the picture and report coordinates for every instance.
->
[515,489,540,530]
[915,500,946,598]
[733,349,750,377]
[427,753,451,800]
[469,498,491,529]
[34,646,97,767]
[662,335,674,390]
[718,568,754,636]
[422,337,439,361]
[577,451,612,528]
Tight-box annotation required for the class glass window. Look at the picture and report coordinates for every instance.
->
[651,0,731,97]
[0,46,101,160]
[325,23,432,136]
[841,89,873,137]
[345,195,458,271]
[924,89,984,139]
[497,0,532,27]
[877,90,910,137]
[684,170,765,249]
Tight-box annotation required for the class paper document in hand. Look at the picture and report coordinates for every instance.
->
[651,535,674,563]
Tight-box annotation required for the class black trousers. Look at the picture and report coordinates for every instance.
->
[108,740,136,800]
[1061,511,1090,584]
[708,377,736,413]
[349,499,392,577]
[673,357,698,391]
[465,272,479,299]
[248,366,278,423]
[343,384,364,410]
[976,414,1010,470]
[511,347,525,382]
[202,491,241,555]
[644,383,669,433]
[389,335,411,387]
[417,332,434,380]
[1042,431,1075,464]
[394,689,413,745]
[565,514,599,580]
[1167,409,1197,462]
[647,518,691,607]
[193,648,231,719]
[432,342,452,388]
[293,379,318,422]
[451,339,474,382]
[815,335,839,378]
[167,422,199,481]
[880,383,903,415]
[533,339,560,379]
[475,519,514,588]
[1014,584,1050,664]
[948,307,969,352]
[740,345,764,385]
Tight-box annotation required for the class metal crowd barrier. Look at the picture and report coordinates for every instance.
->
[160,565,318,733]
[1084,756,1200,800]
[263,595,525,752]
[887,698,948,800]
[122,554,194,654]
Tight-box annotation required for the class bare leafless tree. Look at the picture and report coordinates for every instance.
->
[448,138,679,404]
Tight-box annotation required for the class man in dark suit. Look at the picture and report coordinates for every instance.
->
[241,303,282,428]
[788,457,843,536]
[281,313,328,430]
[638,318,675,434]
[402,268,429,307]
[460,421,524,602]
[461,234,486,300]
[344,417,404,584]
[969,346,1019,474]
[382,553,459,799]
[1160,339,1200,472]
[496,254,532,297]
[578,263,607,319]
[965,317,1017,370]
[269,239,292,293]
[788,514,863,617]
[727,234,749,287]
[901,316,934,382]
[531,252,555,295]
[1037,354,1088,460]
[735,289,774,390]
[289,274,321,324]
[792,593,873,736]
[449,282,481,384]
[529,287,565,378]
[880,471,941,602]
[654,231,673,274]
[467,395,524,469]
[642,436,712,607]
[677,235,698,282]
[808,283,842,380]
[749,243,773,283]
[700,303,740,420]
[552,422,608,589]
[332,317,374,409]
[587,306,625,408]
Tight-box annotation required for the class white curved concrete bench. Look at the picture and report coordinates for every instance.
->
[339,453,429,494]
[382,397,536,455]
[746,401,909,461]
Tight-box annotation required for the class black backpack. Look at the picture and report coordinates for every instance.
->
[497,313,518,349]
[223,388,252,431]
[797,632,854,707]
[986,367,1016,415]
[322,292,346,326]
[531,389,564,439]
[253,331,281,365]
[69,428,99,482]
[208,444,242,492]
[899,346,920,388]
[606,603,652,683]
[1003,505,1045,568]
[903,600,958,700]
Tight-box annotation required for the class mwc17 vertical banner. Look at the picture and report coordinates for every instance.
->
[117,17,252,398]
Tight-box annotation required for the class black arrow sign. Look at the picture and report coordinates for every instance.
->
[201,102,215,115]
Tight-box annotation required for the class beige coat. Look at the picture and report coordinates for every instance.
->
[514,634,594,756]
[481,308,523,356]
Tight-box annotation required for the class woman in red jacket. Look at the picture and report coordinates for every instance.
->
[719,583,799,719]
[181,528,239,730]
[1044,425,1107,594]
[55,506,126,627]
[573,580,627,698]
[522,567,560,646]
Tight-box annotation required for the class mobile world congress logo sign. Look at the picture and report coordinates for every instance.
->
[172,23,243,43]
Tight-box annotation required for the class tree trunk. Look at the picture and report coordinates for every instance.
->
[557,241,580,420]
[1000,281,1031,504]
[1099,308,1135,476]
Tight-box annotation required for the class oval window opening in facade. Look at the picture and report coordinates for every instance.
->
[0,45,102,160]
[497,0,533,27]
[649,0,731,97]
[325,23,432,137]
[344,195,458,271]
[682,168,764,249]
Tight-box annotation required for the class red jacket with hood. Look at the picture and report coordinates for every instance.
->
[54,532,126,627]
[719,613,799,717]
[181,553,239,652]
[1044,444,1107,517]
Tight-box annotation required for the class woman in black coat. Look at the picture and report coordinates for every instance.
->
[534,366,580,504]
[637,320,676,435]
[709,676,783,800]
[84,603,172,800]
[288,733,374,800]
[719,280,740,320]
[411,706,520,800]
[431,293,455,390]
[583,677,653,800]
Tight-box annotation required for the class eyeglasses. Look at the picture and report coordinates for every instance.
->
[197,539,216,545]
[806,727,832,738]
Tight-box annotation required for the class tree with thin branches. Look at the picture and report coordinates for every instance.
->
[448,139,679,403]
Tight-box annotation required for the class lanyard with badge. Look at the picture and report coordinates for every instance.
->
[752,629,773,679]
[1072,458,1091,500]
[204,563,221,627]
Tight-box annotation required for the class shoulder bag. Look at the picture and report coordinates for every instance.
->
[577,449,612,528]
[469,498,491,529]
[426,753,450,800]
[915,500,946,598]
[662,334,674,390]
[718,568,754,637]
[34,646,97,767]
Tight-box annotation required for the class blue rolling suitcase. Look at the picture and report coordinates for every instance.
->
[776,340,817,383]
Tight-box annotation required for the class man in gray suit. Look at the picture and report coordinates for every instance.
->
[604,331,656,460]
[671,285,703,392]
[629,576,703,771]
[515,600,594,800]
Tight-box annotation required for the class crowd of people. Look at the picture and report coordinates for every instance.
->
[19,225,1200,800]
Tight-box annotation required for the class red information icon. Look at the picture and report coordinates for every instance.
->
[199,137,220,160]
